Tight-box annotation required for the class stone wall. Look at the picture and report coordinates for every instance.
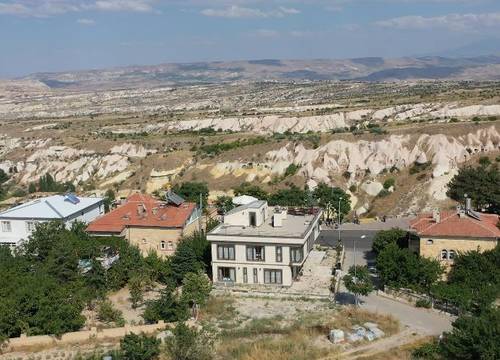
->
[2,321,168,354]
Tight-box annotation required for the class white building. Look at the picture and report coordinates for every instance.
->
[207,200,322,287]
[0,194,104,249]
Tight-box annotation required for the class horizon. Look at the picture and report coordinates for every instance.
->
[1,1,500,78]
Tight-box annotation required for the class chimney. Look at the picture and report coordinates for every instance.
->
[137,204,146,216]
[432,208,440,223]
[465,198,472,212]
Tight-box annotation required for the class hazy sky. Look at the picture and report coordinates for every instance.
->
[1,0,499,77]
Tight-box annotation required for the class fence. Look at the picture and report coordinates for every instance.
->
[380,287,459,315]
[2,321,168,354]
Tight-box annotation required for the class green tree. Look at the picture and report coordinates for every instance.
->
[432,246,500,313]
[376,243,443,293]
[446,164,499,214]
[372,228,408,255]
[170,233,211,283]
[343,265,374,304]
[0,169,9,184]
[233,182,268,200]
[129,276,144,309]
[172,182,209,205]
[268,185,308,207]
[440,309,500,360]
[143,286,188,323]
[103,189,115,212]
[312,183,351,221]
[28,182,37,193]
[181,271,212,307]
[165,323,214,360]
[97,300,124,325]
[214,195,234,214]
[120,333,160,360]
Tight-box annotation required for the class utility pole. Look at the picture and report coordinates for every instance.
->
[338,196,343,245]
[198,192,203,234]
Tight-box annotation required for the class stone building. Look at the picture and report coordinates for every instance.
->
[409,203,499,269]
[87,193,200,257]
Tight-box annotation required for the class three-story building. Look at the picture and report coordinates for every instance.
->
[207,200,322,287]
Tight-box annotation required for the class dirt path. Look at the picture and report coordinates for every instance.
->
[339,329,425,359]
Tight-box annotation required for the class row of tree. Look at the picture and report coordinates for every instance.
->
[0,222,213,341]
[217,182,352,219]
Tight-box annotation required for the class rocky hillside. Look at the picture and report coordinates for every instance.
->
[17,55,500,90]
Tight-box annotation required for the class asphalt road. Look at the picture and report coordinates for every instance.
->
[318,229,377,251]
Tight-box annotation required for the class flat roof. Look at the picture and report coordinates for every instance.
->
[0,195,103,220]
[209,210,321,239]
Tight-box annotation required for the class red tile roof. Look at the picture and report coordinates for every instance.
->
[410,210,500,239]
[87,193,197,234]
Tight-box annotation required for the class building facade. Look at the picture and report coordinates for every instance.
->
[0,194,104,249]
[87,193,200,257]
[207,201,322,287]
[409,206,499,269]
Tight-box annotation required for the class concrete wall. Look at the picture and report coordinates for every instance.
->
[224,203,268,227]
[3,321,167,354]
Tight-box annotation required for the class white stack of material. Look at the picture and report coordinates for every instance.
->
[329,329,345,344]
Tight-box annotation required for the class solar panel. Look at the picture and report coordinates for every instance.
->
[467,209,481,221]
[64,193,80,204]
[166,191,185,206]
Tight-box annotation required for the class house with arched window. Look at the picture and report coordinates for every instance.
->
[409,206,499,272]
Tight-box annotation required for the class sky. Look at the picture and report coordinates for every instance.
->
[1,0,500,78]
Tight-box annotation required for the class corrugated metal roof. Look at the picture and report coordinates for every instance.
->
[0,195,103,220]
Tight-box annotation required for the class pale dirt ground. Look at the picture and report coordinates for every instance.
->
[106,285,164,324]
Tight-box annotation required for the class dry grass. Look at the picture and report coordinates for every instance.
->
[217,329,336,360]
[201,296,238,322]
[337,307,400,336]
[355,336,435,360]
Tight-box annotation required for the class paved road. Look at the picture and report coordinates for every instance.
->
[318,229,377,251]
[337,247,453,336]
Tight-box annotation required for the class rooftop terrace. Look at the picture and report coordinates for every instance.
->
[209,207,321,239]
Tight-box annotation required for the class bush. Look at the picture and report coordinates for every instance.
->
[383,177,395,190]
[409,161,431,175]
[165,323,214,360]
[120,333,160,360]
[415,299,432,308]
[97,300,124,325]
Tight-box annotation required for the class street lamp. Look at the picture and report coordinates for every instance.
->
[337,196,343,245]
[353,234,366,306]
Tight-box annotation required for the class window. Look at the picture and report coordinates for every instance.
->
[253,268,258,283]
[426,239,434,245]
[160,241,166,250]
[264,269,283,284]
[26,221,36,232]
[276,246,282,262]
[167,241,174,250]
[290,247,303,263]
[448,250,456,260]
[1,221,11,232]
[218,245,235,260]
[247,246,265,261]
[441,249,448,260]
[243,268,248,283]
[218,267,236,282]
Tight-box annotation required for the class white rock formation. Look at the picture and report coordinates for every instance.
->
[361,181,384,197]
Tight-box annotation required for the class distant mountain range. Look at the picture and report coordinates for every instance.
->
[21,55,500,91]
